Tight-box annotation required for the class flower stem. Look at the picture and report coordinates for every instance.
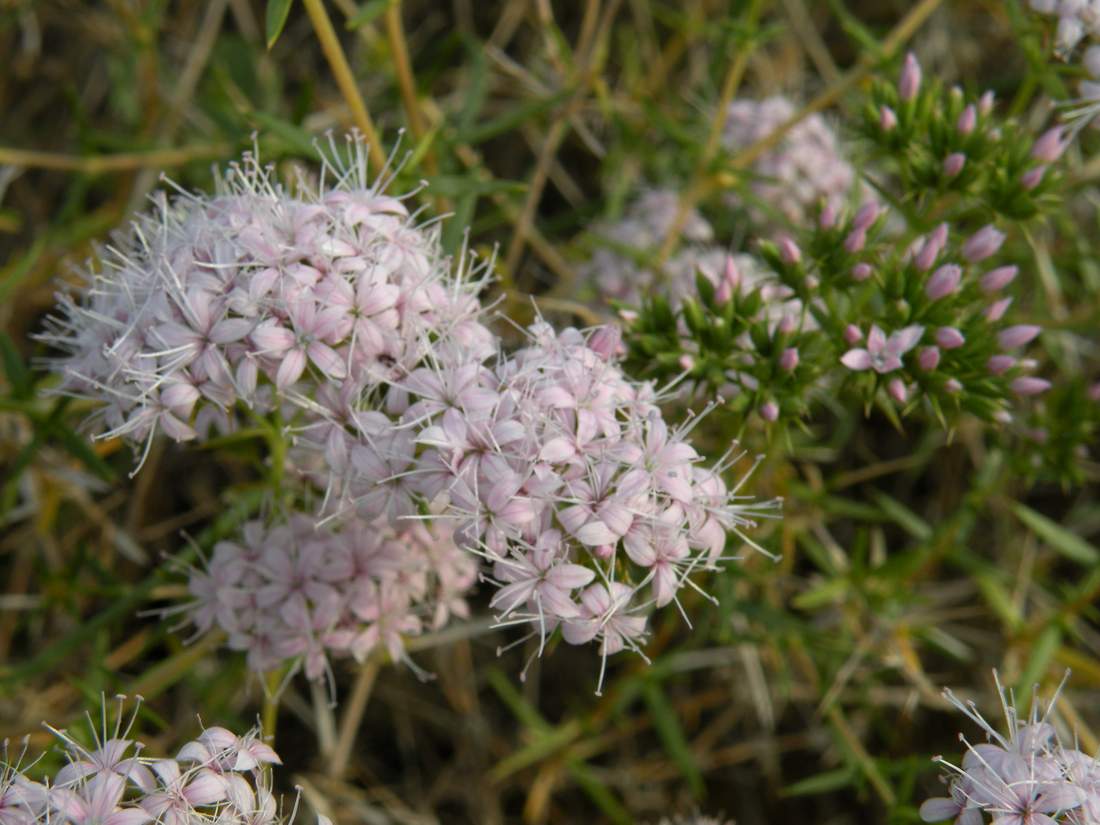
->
[330,654,382,779]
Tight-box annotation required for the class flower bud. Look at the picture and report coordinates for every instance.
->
[888,378,909,404]
[998,324,1041,349]
[777,235,802,265]
[979,90,995,116]
[715,255,740,304]
[844,324,863,344]
[779,347,799,372]
[1020,166,1046,191]
[935,327,966,349]
[899,52,922,102]
[926,264,962,300]
[678,354,696,371]
[1056,15,1085,56]
[618,308,639,323]
[980,265,1018,293]
[918,346,941,371]
[915,224,948,271]
[851,262,873,281]
[844,228,867,254]
[852,202,880,233]
[944,378,963,393]
[986,297,1012,322]
[957,104,977,135]
[819,203,838,229]
[1011,376,1051,396]
[880,106,898,131]
[1031,126,1066,162]
[962,225,1005,263]
[988,354,1016,375]
[778,314,798,335]
[943,152,966,177]
[760,401,779,422]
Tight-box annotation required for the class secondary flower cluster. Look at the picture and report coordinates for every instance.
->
[578,187,716,306]
[921,672,1100,824]
[182,512,476,681]
[1030,0,1100,131]
[1,702,285,825]
[39,136,493,468]
[863,53,1066,220]
[722,95,854,226]
[321,320,777,691]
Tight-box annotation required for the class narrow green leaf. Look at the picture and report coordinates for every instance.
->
[266,0,295,49]
[0,332,31,399]
[1012,503,1100,565]
[50,422,115,481]
[781,767,855,797]
[869,490,932,540]
[565,761,632,825]
[642,680,704,797]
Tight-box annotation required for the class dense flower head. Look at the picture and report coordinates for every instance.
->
[321,319,776,691]
[2,698,289,825]
[722,96,854,225]
[179,511,476,681]
[921,671,1100,824]
[39,136,494,470]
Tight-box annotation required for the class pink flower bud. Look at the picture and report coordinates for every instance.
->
[944,378,963,394]
[918,346,941,371]
[678,354,696,371]
[805,274,820,290]
[915,224,948,271]
[899,52,922,101]
[852,202,880,233]
[943,152,966,177]
[779,347,799,372]
[935,327,966,349]
[760,401,779,422]
[1011,376,1051,396]
[778,314,798,335]
[588,325,622,359]
[880,106,898,131]
[851,262,873,281]
[1020,166,1046,190]
[819,203,838,229]
[957,104,977,135]
[962,225,1006,263]
[988,354,1016,375]
[888,378,909,404]
[986,297,1012,322]
[618,308,639,322]
[980,265,1018,293]
[926,264,962,300]
[979,90,995,116]
[994,409,1013,424]
[844,324,863,344]
[777,235,802,265]
[844,228,867,254]
[998,324,1041,349]
[1031,126,1066,162]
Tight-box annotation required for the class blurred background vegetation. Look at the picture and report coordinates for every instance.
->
[1,1,1099,823]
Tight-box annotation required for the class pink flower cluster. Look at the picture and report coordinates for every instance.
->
[324,319,776,690]
[722,96,854,225]
[182,513,476,681]
[579,187,715,305]
[40,136,493,469]
[1,701,284,825]
[921,672,1100,825]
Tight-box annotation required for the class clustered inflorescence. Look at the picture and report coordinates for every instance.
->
[921,673,1100,824]
[0,699,288,825]
[41,137,773,690]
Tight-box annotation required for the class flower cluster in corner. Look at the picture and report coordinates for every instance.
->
[921,671,1100,825]
[0,699,287,825]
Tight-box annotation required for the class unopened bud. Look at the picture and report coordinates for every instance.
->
[844,324,863,344]
[779,347,800,372]
[844,228,867,254]
[943,152,966,177]
[944,378,963,393]
[880,106,898,131]
[926,264,962,301]
[888,378,909,404]
[852,202,880,233]
[986,297,1013,322]
[918,346,941,371]
[1020,166,1046,191]
[589,325,622,359]
[957,104,977,135]
[678,354,695,371]
[980,265,1018,293]
[935,327,966,349]
[851,262,873,281]
[962,225,1006,263]
[899,52,922,101]
[1011,376,1051,396]
[988,354,1017,375]
[819,203,838,229]
[777,235,802,265]
[998,324,1041,349]
[760,401,779,422]
[979,90,995,116]
[1031,126,1066,163]
[915,224,949,271]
